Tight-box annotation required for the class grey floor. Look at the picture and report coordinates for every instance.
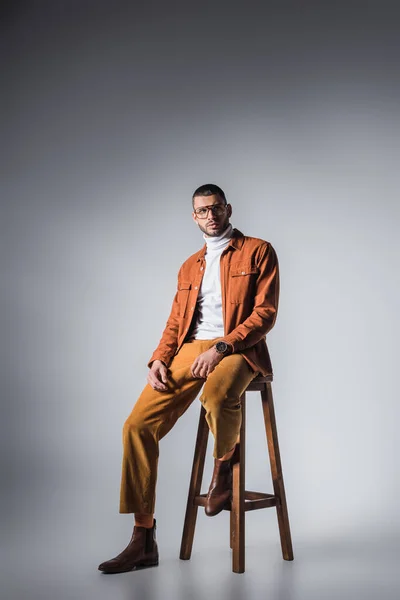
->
[3,487,399,600]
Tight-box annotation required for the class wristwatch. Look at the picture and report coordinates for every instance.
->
[214,341,232,356]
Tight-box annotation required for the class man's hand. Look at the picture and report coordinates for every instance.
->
[190,347,224,379]
[147,360,169,391]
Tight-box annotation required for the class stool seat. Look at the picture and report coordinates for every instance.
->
[179,372,293,573]
[249,374,273,382]
[246,373,273,390]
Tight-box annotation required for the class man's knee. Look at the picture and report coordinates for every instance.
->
[123,411,153,439]
[199,387,242,414]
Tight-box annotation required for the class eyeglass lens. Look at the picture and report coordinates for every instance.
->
[195,205,226,218]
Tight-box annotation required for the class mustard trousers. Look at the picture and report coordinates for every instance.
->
[119,338,257,514]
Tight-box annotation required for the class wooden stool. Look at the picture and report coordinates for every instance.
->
[179,375,294,573]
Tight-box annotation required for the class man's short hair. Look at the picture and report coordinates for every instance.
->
[192,184,227,208]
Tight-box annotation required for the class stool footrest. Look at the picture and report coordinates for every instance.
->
[194,491,277,512]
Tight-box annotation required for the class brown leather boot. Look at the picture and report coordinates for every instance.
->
[98,519,159,573]
[205,458,233,517]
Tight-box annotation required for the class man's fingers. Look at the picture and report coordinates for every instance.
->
[159,367,168,383]
[199,365,208,379]
[191,356,214,379]
[190,359,198,378]
[195,361,207,379]
[148,371,167,391]
[192,364,203,378]
[155,376,168,390]
[153,382,167,391]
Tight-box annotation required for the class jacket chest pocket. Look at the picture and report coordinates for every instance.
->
[177,281,191,316]
[229,261,259,304]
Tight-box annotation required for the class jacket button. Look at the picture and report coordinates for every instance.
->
[241,271,246,275]
[194,286,198,290]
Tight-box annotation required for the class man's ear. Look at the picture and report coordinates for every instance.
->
[192,212,198,224]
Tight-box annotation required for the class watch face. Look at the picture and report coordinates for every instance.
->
[216,342,228,353]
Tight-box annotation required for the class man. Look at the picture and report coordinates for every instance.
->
[98,184,280,574]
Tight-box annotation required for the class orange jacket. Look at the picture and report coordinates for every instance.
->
[148,228,280,377]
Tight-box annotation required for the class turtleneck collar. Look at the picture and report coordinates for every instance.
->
[203,223,233,251]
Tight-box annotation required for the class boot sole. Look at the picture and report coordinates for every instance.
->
[99,560,159,574]
[205,504,229,517]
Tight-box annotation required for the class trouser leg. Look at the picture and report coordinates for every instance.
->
[199,353,257,459]
[119,339,216,514]
[119,376,203,514]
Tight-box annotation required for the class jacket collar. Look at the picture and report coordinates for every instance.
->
[196,227,244,261]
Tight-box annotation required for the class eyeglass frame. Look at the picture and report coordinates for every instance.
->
[193,203,228,219]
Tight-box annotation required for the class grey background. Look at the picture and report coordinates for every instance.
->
[2,1,400,599]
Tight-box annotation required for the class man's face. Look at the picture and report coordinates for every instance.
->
[192,194,232,237]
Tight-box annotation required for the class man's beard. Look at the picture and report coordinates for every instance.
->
[197,217,230,237]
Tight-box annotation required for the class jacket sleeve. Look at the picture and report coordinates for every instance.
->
[223,242,280,352]
[147,267,182,368]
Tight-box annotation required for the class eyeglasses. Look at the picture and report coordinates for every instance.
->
[193,204,227,219]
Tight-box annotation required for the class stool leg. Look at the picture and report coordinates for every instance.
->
[231,393,246,573]
[180,405,209,560]
[261,382,294,561]
[229,431,241,550]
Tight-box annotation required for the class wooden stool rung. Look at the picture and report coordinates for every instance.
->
[193,491,277,511]
[243,491,277,511]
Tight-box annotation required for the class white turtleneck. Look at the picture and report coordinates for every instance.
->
[188,223,233,340]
